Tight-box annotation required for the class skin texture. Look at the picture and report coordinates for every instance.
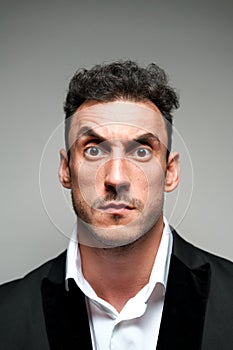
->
[59,99,180,311]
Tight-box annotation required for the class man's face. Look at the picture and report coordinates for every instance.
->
[59,100,179,247]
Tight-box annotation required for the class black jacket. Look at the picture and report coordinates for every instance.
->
[0,230,233,349]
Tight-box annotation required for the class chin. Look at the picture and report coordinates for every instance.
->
[77,219,150,248]
[77,206,163,248]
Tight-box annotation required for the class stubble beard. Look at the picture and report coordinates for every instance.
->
[70,189,164,248]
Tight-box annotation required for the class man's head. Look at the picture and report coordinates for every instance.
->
[64,60,179,159]
[59,60,180,248]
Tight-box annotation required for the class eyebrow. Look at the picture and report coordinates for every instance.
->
[76,127,160,145]
[133,132,160,145]
[76,127,105,142]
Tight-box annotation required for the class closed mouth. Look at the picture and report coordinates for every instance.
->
[98,202,134,213]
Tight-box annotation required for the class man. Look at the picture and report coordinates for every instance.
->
[0,60,232,350]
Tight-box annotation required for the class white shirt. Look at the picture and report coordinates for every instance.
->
[65,217,173,350]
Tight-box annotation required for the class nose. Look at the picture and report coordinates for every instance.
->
[104,157,130,194]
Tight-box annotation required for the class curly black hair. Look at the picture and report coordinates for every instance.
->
[64,60,179,156]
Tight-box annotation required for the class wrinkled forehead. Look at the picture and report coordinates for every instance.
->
[68,100,168,146]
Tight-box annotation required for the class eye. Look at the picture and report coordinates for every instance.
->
[84,146,105,159]
[132,147,152,160]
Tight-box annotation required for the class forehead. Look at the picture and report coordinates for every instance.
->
[69,100,168,145]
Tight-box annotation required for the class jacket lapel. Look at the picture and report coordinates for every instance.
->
[157,252,211,350]
[41,232,211,350]
[41,254,93,350]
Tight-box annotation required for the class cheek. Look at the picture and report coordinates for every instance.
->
[124,160,165,202]
[132,171,148,202]
[143,161,166,199]
[72,160,103,203]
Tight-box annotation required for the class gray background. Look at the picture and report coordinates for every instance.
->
[1,0,233,283]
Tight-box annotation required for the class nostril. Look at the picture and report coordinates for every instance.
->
[105,183,117,194]
[116,183,130,193]
[105,182,130,195]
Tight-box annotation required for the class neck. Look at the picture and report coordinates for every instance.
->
[79,215,164,312]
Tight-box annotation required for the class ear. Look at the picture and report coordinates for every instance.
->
[165,152,180,193]
[58,149,72,189]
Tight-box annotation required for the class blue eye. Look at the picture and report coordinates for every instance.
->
[84,146,104,158]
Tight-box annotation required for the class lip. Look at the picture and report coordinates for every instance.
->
[98,202,134,214]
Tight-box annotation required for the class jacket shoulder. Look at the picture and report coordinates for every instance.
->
[0,250,66,302]
[169,230,233,349]
[0,250,67,349]
[172,229,233,277]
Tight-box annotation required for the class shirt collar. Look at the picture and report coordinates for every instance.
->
[145,216,173,301]
[65,217,173,304]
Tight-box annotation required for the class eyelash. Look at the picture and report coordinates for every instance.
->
[84,146,105,158]
[84,145,152,160]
